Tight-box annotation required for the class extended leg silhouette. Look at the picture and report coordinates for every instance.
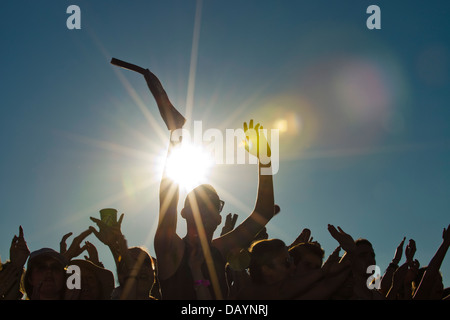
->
[111,58,186,130]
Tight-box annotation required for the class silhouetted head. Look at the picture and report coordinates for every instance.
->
[24,248,68,300]
[249,239,295,285]
[289,242,324,272]
[70,259,115,300]
[181,184,223,236]
[118,246,155,299]
[355,238,376,270]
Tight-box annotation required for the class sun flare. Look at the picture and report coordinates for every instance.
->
[164,142,214,191]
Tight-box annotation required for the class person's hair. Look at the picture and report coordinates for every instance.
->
[128,247,154,269]
[248,239,287,284]
[355,238,373,248]
[288,242,324,266]
[184,184,220,215]
[24,253,67,299]
[118,246,155,286]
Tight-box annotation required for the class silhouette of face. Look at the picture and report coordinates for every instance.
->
[119,249,155,298]
[355,243,376,270]
[297,252,322,273]
[79,267,101,300]
[29,256,65,299]
[264,248,295,284]
[133,264,155,297]
[184,185,223,234]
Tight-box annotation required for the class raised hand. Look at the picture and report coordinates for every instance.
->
[443,224,450,244]
[289,228,313,248]
[60,232,72,254]
[297,228,312,243]
[90,212,127,266]
[60,229,92,261]
[327,224,356,254]
[89,212,125,247]
[405,239,416,264]
[10,226,30,268]
[323,245,341,266]
[220,213,238,236]
[84,241,103,267]
[392,237,406,266]
[243,119,271,165]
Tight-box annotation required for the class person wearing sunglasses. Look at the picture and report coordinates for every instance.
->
[155,119,276,300]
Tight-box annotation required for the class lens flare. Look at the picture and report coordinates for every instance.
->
[164,142,214,191]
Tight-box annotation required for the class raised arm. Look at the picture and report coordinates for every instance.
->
[60,228,92,261]
[89,212,125,269]
[110,58,186,131]
[288,228,313,249]
[213,120,275,256]
[220,213,239,236]
[116,62,187,280]
[327,224,384,299]
[413,224,450,299]
[380,237,405,295]
[153,129,186,280]
[0,226,30,300]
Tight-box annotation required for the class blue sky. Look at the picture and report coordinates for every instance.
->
[1,1,449,289]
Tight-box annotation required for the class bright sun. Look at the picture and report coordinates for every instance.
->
[163,142,214,191]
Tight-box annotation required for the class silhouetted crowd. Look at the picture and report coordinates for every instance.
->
[1,195,449,300]
[1,66,449,301]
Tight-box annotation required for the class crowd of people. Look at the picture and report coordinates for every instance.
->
[1,67,448,300]
[0,121,448,300]
[0,209,449,301]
